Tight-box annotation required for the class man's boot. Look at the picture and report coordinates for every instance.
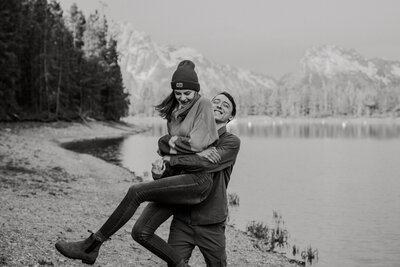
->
[55,231,106,265]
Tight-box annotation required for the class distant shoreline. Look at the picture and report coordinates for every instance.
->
[124,115,400,124]
[233,115,400,123]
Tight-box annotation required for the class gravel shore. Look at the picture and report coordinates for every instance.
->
[0,121,302,267]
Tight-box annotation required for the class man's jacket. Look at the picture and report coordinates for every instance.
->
[169,126,240,225]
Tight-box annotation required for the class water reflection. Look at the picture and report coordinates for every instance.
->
[136,119,400,139]
[228,120,400,139]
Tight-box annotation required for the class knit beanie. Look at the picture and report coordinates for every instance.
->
[171,60,200,92]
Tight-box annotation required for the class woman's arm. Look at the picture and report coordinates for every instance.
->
[158,98,218,155]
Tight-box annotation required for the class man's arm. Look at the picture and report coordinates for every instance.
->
[167,134,240,173]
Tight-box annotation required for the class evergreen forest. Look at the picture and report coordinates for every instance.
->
[0,0,129,121]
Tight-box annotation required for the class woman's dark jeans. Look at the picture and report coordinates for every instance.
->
[98,173,212,265]
[132,202,181,265]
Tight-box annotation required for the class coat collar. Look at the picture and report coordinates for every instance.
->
[217,125,227,136]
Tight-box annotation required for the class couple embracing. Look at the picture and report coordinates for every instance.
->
[55,60,241,267]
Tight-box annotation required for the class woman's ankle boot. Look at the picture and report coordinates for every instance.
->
[55,232,105,265]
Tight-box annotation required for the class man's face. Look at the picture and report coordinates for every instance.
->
[174,89,196,108]
[211,94,234,123]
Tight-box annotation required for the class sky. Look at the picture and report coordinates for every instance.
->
[58,0,400,79]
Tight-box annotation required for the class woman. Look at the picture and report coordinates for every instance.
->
[55,60,219,267]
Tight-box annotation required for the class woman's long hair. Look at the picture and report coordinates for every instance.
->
[155,92,178,121]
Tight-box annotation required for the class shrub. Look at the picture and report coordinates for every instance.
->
[246,211,318,265]
[301,245,318,265]
[247,221,270,240]
[246,211,289,252]
[270,211,289,250]
[228,192,240,206]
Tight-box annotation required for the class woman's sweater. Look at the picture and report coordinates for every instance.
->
[158,96,218,155]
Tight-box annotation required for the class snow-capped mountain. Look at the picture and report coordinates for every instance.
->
[297,45,400,86]
[111,22,277,115]
[110,21,400,116]
[277,45,400,117]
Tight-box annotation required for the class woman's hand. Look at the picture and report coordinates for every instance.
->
[151,158,166,179]
[168,136,178,148]
[196,147,221,164]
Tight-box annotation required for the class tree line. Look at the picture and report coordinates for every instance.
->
[126,71,400,118]
[0,0,129,121]
[235,75,400,117]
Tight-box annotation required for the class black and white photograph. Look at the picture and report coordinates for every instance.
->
[1,1,400,266]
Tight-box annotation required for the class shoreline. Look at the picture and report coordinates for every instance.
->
[0,121,302,267]
[125,114,400,122]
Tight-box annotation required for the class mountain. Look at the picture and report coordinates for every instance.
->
[111,22,277,116]
[291,44,400,87]
[278,45,400,117]
[110,21,400,117]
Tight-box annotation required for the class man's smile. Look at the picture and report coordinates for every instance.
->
[214,109,223,115]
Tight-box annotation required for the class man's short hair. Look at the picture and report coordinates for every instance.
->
[218,91,236,117]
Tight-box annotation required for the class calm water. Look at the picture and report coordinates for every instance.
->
[67,118,400,267]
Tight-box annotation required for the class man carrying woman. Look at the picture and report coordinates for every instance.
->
[55,60,240,267]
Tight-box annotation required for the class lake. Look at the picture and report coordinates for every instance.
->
[66,118,400,267]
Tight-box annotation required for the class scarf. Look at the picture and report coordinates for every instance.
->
[172,94,201,122]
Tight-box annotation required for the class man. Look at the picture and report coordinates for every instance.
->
[165,91,240,266]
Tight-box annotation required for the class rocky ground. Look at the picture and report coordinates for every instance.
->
[0,121,303,267]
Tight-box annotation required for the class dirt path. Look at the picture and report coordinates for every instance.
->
[0,122,302,267]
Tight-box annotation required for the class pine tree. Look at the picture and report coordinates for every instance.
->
[48,0,66,118]
[27,0,47,116]
[0,0,23,120]
[17,0,36,114]
[78,10,108,119]
[64,3,86,118]
[68,3,85,49]
[82,11,107,59]
[102,38,129,120]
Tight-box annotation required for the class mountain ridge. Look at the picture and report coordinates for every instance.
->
[111,21,277,115]
[299,44,400,85]
[110,22,400,117]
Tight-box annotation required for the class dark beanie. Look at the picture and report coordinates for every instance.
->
[171,60,200,92]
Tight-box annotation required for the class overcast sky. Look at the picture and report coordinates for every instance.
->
[58,0,400,78]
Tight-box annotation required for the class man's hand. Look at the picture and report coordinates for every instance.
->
[196,147,221,164]
[162,155,171,162]
[151,158,165,179]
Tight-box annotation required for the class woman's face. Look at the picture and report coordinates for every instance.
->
[174,89,196,108]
